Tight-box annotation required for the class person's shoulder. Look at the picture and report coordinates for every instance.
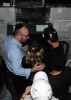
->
[66,67,71,69]
[4,36,12,44]
[5,35,12,40]
[64,67,71,73]
[3,36,16,52]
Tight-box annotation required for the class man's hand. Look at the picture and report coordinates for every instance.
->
[23,45,29,52]
[31,63,45,72]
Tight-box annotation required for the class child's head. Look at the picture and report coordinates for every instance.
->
[31,71,53,100]
[26,40,44,66]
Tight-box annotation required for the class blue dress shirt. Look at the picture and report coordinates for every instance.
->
[2,36,31,79]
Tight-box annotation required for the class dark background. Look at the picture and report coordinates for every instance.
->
[0,0,71,4]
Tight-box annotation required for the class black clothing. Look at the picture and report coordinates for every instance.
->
[43,43,67,71]
[0,68,5,91]
[0,67,12,100]
[48,67,71,100]
[6,69,26,95]
[1,59,26,95]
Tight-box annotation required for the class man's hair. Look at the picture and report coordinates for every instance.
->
[13,23,29,36]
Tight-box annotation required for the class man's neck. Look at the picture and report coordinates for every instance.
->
[13,35,20,42]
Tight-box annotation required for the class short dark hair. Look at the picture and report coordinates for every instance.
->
[13,23,29,36]
[43,27,58,42]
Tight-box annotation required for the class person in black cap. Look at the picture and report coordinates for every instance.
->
[42,27,67,71]
[22,39,45,85]
[2,22,45,94]
[25,40,44,66]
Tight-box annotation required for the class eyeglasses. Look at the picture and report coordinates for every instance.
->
[21,34,29,37]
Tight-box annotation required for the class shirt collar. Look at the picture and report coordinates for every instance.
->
[12,37,22,48]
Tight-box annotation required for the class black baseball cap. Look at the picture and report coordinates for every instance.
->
[28,40,42,53]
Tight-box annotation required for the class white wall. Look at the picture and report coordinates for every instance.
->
[49,7,71,59]
[0,7,16,41]
[50,7,71,41]
[0,7,16,55]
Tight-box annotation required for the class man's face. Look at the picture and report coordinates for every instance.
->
[20,26,29,42]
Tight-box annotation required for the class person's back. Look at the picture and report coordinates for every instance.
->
[2,35,23,74]
[48,67,71,100]
[44,44,66,71]
[22,39,45,85]
[42,27,66,70]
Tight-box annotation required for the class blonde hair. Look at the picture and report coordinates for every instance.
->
[25,48,44,67]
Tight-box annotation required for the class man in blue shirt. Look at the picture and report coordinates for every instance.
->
[2,23,45,94]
